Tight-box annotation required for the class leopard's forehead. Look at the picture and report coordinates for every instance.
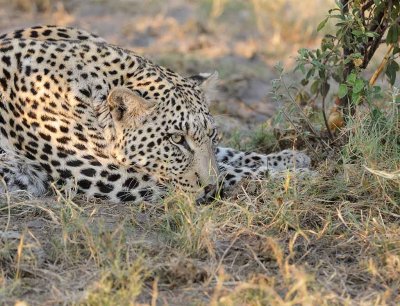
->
[141,101,216,142]
[127,62,209,113]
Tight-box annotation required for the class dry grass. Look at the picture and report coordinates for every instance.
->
[1,98,399,304]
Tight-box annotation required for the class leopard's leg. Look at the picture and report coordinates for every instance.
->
[86,169,168,204]
[0,154,50,196]
[0,158,167,204]
[218,163,315,192]
[216,147,311,171]
[217,163,262,189]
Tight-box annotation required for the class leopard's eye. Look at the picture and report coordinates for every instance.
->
[209,129,221,144]
[170,134,186,145]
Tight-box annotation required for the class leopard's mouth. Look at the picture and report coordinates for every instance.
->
[195,184,223,205]
[162,181,223,204]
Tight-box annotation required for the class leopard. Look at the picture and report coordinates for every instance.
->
[0,25,312,204]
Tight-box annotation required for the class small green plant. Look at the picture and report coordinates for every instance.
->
[271,0,399,201]
[294,0,399,132]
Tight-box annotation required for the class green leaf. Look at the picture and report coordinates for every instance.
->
[385,60,400,85]
[365,32,378,38]
[330,14,345,20]
[353,79,364,94]
[317,17,329,31]
[310,80,320,95]
[347,73,357,85]
[352,29,363,37]
[298,48,309,59]
[351,52,363,59]
[338,84,348,98]
[320,81,330,97]
[306,67,316,79]
[387,24,399,45]
[301,78,309,86]
[318,69,326,79]
[294,63,305,74]
[351,91,361,104]
[371,86,382,95]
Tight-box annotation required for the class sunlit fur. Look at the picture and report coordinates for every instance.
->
[0,26,311,203]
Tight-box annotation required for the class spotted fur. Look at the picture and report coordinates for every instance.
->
[0,26,312,203]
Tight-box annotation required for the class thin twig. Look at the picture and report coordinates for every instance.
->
[245,243,270,274]
[322,94,334,140]
[361,0,374,21]
[361,6,388,69]
[151,277,159,306]
[281,109,319,156]
[280,76,320,138]
[339,0,354,116]
[369,45,394,86]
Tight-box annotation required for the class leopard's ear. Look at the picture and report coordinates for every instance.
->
[107,87,155,123]
[97,87,155,143]
[189,71,218,103]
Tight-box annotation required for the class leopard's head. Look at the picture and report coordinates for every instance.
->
[105,70,220,200]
